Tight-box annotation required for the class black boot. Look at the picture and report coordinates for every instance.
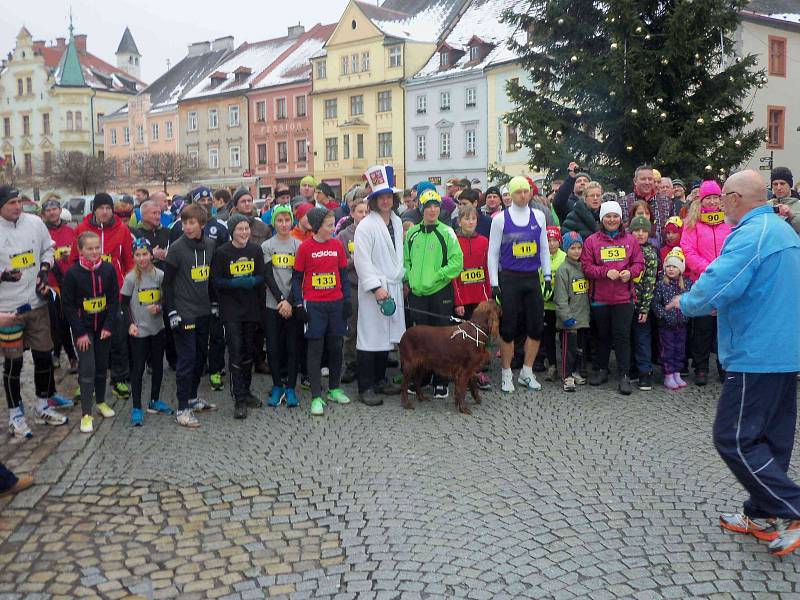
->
[234,400,247,419]
[589,369,609,386]
[359,389,383,406]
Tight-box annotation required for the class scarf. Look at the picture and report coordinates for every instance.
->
[79,256,103,271]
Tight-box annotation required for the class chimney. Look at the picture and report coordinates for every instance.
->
[188,41,210,57]
[56,37,66,49]
[211,36,234,52]
[74,34,87,52]
[288,24,305,39]
[32,40,45,54]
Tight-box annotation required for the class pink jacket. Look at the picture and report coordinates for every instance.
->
[680,220,732,281]
[580,229,644,305]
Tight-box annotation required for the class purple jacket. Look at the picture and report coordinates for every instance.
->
[580,229,645,305]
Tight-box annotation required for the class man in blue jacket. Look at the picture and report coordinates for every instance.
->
[667,169,800,556]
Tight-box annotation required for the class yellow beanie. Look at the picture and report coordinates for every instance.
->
[508,176,530,195]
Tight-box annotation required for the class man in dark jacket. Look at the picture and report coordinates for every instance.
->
[553,161,590,223]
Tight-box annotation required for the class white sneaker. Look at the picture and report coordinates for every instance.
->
[321,367,330,377]
[35,406,68,426]
[176,409,200,428]
[188,398,217,412]
[572,371,587,385]
[501,371,515,393]
[518,373,542,391]
[8,414,32,439]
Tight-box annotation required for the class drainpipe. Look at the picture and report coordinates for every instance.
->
[90,88,97,156]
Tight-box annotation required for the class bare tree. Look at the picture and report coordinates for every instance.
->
[47,151,115,195]
[133,152,202,193]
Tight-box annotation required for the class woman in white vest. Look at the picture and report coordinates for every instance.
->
[354,165,406,406]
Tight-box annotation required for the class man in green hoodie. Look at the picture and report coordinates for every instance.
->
[403,189,464,398]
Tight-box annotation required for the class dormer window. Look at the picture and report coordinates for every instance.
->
[469,45,479,62]
[233,66,252,84]
[439,51,449,68]
[210,71,227,87]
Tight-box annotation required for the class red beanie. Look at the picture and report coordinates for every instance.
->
[526,177,539,196]
[294,202,313,222]
[546,226,562,242]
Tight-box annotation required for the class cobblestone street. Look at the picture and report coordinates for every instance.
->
[2,361,800,599]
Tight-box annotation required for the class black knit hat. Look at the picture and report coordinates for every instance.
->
[0,185,20,210]
[316,182,334,199]
[92,192,114,212]
[485,186,501,198]
[772,166,794,188]
[232,187,252,206]
[226,212,250,235]
[306,207,331,233]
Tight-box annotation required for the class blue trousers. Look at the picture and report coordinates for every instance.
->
[631,316,653,375]
[713,372,800,519]
[0,462,17,493]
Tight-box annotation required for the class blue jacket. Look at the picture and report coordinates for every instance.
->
[680,205,800,373]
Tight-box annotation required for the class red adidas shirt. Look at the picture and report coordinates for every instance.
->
[294,237,347,302]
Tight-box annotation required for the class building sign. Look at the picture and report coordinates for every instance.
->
[428,176,442,185]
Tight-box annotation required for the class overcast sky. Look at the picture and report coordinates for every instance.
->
[1,0,351,83]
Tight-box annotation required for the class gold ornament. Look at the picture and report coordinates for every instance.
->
[705,165,712,171]
[558,18,564,25]
[661,58,668,65]
[734,139,741,147]
[556,130,563,136]
[635,26,643,33]
[534,143,542,150]
[626,145,633,152]
[631,109,638,115]
[697,117,704,124]
[570,55,578,63]
[660,112,667,119]
[576,110,583,117]
[611,42,618,50]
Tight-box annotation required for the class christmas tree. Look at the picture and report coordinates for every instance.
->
[502,0,766,188]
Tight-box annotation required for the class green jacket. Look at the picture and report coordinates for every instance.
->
[553,256,590,330]
[634,243,659,316]
[404,221,464,296]
[540,248,566,311]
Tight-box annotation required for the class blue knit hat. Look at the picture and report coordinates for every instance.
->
[414,181,437,196]
[562,230,583,253]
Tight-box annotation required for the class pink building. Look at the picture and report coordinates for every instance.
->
[247,24,334,198]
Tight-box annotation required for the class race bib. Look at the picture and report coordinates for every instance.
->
[512,241,537,258]
[460,268,486,283]
[572,279,589,294]
[311,272,337,290]
[10,251,35,270]
[190,265,210,282]
[55,246,71,260]
[137,288,161,304]
[600,246,626,262]
[700,211,725,225]
[229,259,255,277]
[272,253,295,268]
[101,254,113,263]
[348,241,355,254]
[82,296,106,314]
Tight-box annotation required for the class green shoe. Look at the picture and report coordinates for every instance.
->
[327,388,350,405]
[310,397,325,416]
[209,372,223,391]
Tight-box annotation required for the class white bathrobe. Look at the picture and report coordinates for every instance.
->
[354,211,406,351]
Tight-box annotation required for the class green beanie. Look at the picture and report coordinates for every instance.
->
[508,176,530,195]
[271,204,294,227]
[629,215,652,232]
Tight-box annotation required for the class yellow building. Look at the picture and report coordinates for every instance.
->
[310,0,464,195]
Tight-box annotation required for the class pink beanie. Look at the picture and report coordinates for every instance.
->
[699,180,722,200]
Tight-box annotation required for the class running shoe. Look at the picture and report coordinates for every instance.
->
[518,373,542,391]
[48,395,74,409]
[300,376,311,390]
[147,399,175,415]
[35,406,67,426]
[234,402,247,420]
[80,415,93,433]
[327,388,351,404]
[619,376,633,396]
[285,388,299,407]
[267,386,284,407]
[638,372,653,391]
[8,414,32,439]
[310,397,325,416]
[545,365,558,382]
[432,385,449,399]
[112,382,130,399]
[209,372,223,391]
[563,376,576,392]
[189,398,217,412]
[572,371,587,385]
[131,408,144,427]
[96,403,115,418]
[476,372,491,391]
[501,371,515,393]
[321,367,330,377]
[720,513,779,542]
[769,520,800,555]
[176,409,200,428]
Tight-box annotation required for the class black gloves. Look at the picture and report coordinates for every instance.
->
[294,305,308,324]
[492,286,502,305]
[0,269,21,283]
[542,279,553,302]
[342,300,352,321]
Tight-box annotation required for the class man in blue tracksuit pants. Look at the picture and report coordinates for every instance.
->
[668,169,800,556]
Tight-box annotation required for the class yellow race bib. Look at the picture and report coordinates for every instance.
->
[82,296,106,314]
[10,251,35,270]
[272,253,295,268]
[190,265,210,282]
[572,278,589,294]
[101,254,113,263]
[460,268,486,283]
[699,211,725,225]
[137,288,161,304]
[311,272,337,290]
[55,246,71,260]
[599,246,626,262]
[512,241,537,258]
[229,259,255,277]
[348,241,355,254]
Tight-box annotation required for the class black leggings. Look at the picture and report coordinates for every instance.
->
[5,351,54,408]
[691,315,717,372]
[307,336,342,399]
[357,350,388,393]
[130,331,165,409]
[264,308,300,389]
[224,319,257,402]
[591,303,635,376]
[48,294,76,361]
[77,332,111,416]
[499,270,544,343]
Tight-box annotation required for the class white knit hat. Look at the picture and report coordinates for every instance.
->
[664,249,686,274]
[599,200,622,220]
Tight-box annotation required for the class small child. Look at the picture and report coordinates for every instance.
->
[122,238,170,426]
[337,197,368,384]
[553,231,590,392]
[292,207,352,416]
[453,204,491,389]
[652,249,693,390]
[538,226,566,381]
[660,216,683,263]
[629,215,659,390]
[62,231,119,433]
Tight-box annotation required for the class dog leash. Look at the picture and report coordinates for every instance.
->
[405,306,488,348]
[405,306,466,324]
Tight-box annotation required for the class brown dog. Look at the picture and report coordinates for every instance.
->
[399,300,500,415]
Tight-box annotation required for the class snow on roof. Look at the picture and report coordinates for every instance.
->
[355,0,462,43]
[252,25,335,89]
[767,12,800,22]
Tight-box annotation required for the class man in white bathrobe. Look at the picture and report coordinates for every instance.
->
[354,165,406,406]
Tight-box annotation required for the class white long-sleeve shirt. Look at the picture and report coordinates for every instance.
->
[487,204,551,287]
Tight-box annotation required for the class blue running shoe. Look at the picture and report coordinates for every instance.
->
[146,399,175,415]
[131,408,144,427]
[285,388,299,408]
[48,395,74,409]
[267,386,284,407]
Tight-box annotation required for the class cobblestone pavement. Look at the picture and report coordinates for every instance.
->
[2,359,800,600]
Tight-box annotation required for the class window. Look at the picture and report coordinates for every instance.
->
[23,153,32,175]
[75,111,82,131]
[17,79,23,96]
[416,95,427,114]
[769,36,787,77]
[277,142,287,164]
[276,97,287,120]
[42,114,50,135]
[110,128,117,145]
[188,111,198,131]
[377,90,392,112]
[341,56,349,75]
[440,91,451,111]
[96,113,103,134]
[297,139,307,162]
[188,150,198,167]
[66,111,73,131]
[389,46,402,68]
[2,118,9,138]
[767,106,785,149]
[352,53,359,74]
[295,95,306,118]
[350,95,363,116]
[343,134,350,159]
[136,124,144,144]
[356,134,364,159]
[325,137,338,161]
[465,128,476,156]
[22,115,29,136]
[362,51,370,72]
[123,126,130,144]
[208,108,218,129]
[378,132,392,158]
[230,145,241,168]
[229,105,240,126]
[465,87,476,108]
[43,151,52,174]
[506,123,519,152]
[26,77,32,95]
[151,123,159,141]
[509,77,519,88]
[316,60,327,80]
[256,101,266,122]
[469,45,480,62]
[440,131,450,158]
[324,99,337,119]
[416,134,426,160]
[257,143,267,165]
[166,121,173,139]
[439,51,449,68]
[208,148,219,169]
